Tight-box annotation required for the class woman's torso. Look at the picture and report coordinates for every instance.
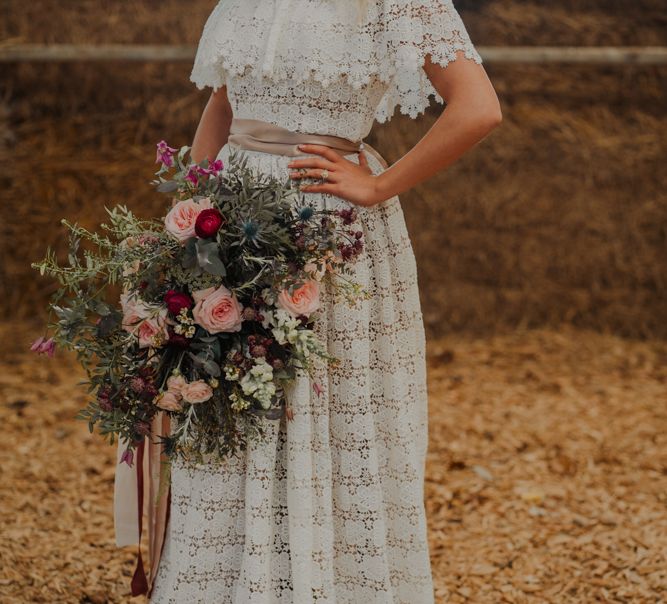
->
[226,66,390,141]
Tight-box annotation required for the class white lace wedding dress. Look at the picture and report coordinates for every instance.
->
[149,1,481,602]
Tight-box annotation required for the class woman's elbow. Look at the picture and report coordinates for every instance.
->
[480,99,502,134]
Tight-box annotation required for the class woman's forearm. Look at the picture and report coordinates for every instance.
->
[375,54,502,202]
[190,87,234,164]
[375,99,501,201]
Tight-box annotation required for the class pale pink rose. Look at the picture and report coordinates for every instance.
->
[192,285,244,333]
[181,380,213,404]
[277,280,320,318]
[304,261,326,282]
[164,197,213,242]
[136,312,169,348]
[120,292,150,333]
[166,374,187,396]
[155,391,183,412]
[120,293,169,348]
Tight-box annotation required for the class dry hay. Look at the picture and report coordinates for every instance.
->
[1,0,667,340]
[0,322,665,602]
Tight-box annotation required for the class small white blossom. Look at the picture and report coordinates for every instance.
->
[239,358,276,409]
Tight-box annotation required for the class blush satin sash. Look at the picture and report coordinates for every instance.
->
[228,117,389,169]
[113,117,388,598]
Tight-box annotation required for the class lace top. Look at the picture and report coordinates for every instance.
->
[190,0,482,141]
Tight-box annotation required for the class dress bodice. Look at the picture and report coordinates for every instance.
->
[190,0,482,141]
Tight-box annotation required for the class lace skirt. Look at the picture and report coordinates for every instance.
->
[149,144,435,604]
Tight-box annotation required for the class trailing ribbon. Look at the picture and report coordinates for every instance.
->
[114,412,172,598]
[130,438,148,596]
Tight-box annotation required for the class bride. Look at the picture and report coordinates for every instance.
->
[138,0,501,601]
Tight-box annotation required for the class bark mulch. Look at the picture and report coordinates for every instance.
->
[0,322,665,603]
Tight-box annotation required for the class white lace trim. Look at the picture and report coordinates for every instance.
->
[190,0,482,122]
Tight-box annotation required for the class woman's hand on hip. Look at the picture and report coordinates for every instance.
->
[288,144,384,207]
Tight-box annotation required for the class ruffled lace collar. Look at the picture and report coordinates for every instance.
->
[190,0,482,122]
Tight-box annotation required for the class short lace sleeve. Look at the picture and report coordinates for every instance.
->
[374,0,483,122]
[189,0,231,92]
[189,0,482,122]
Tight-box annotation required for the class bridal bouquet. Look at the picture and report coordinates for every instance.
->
[32,142,368,464]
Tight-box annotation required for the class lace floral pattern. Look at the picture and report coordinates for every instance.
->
[190,0,482,131]
[149,149,434,603]
[146,1,479,600]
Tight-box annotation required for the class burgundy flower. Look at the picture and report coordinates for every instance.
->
[194,208,225,239]
[138,366,155,380]
[167,327,190,348]
[164,289,194,315]
[129,376,146,394]
[97,385,114,412]
[135,421,151,437]
[140,383,158,401]
[242,307,257,321]
[250,345,267,358]
[120,447,134,467]
[335,207,357,226]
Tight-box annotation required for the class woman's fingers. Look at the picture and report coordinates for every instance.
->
[287,157,335,171]
[289,168,339,181]
[296,144,340,163]
[298,182,339,194]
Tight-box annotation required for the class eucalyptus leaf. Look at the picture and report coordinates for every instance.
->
[157,180,179,193]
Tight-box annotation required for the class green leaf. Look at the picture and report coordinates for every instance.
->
[196,240,227,277]
[157,180,179,193]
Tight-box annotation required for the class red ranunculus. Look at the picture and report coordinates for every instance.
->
[167,327,190,348]
[195,208,225,238]
[164,289,194,315]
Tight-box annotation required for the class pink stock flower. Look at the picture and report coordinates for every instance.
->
[197,159,224,177]
[30,336,56,357]
[185,164,200,186]
[313,382,324,397]
[120,447,134,467]
[156,140,178,167]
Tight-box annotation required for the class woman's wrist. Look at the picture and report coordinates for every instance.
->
[373,171,399,204]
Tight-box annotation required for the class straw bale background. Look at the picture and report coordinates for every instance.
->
[1,1,667,603]
[1,0,666,338]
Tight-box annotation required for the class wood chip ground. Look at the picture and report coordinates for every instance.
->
[1,323,665,603]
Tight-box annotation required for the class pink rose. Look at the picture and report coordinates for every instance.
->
[120,292,150,332]
[181,380,213,404]
[166,374,187,396]
[120,293,169,348]
[136,313,169,349]
[304,261,326,282]
[155,391,183,412]
[277,280,320,318]
[192,285,244,333]
[164,197,213,242]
